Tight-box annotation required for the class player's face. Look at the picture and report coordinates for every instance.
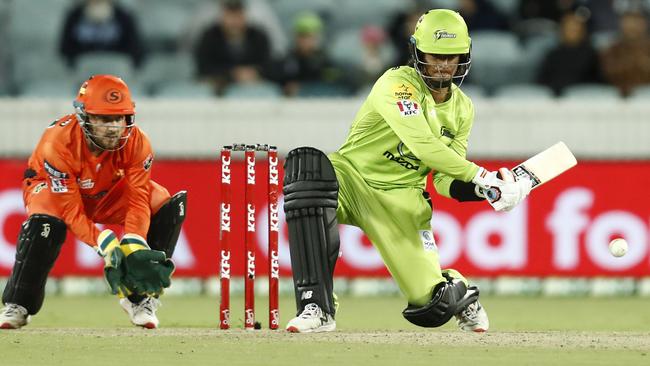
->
[422,53,460,82]
[87,114,127,150]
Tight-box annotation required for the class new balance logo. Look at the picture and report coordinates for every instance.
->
[301,291,313,300]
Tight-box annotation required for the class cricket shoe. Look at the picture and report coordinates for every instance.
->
[286,303,336,333]
[455,294,489,332]
[0,303,31,329]
[120,297,160,329]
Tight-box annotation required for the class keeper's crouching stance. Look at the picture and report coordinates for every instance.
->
[284,9,533,333]
[0,75,187,329]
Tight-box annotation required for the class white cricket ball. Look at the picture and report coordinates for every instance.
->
[608,238,628,257]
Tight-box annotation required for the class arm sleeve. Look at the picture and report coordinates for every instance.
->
[123,133,153,238]
[370,75,479,182]
[40,143,100,246]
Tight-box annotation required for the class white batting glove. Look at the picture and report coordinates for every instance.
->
[471,167,503,190]
[483,168,533,212]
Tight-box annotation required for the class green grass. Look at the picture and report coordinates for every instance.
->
[1,295,650,365]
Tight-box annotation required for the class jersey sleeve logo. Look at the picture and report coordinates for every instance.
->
[392,83,414,99]
[143,153,153,171]
[43,160,69,179]
[396,100,420,117]
[49,177,68,193]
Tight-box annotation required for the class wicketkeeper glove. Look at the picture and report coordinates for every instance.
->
[96,229,128,295]
[119,233,175,296]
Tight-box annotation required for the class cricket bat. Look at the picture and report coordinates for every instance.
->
[511,141,577,190]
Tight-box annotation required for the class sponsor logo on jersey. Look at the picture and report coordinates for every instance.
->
[33,182,47,194]
[434,29,456,40]
[383,150,420,171]
[143,153,153,171]
[43,160,68,179]
[440,126,455,139]
[397,142,420,161]
[419,230,437,251]
[78,178,94,189]
[49,177,68,193]
[48,117,72,128]
[392,83,414,100]
[396,100,420,117]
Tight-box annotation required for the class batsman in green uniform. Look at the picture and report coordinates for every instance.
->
[283,9,533,333]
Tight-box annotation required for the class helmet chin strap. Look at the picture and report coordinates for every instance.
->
[425,78,453,92]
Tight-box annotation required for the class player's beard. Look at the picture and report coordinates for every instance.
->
[97,134,121,150]
[85,126,128,151]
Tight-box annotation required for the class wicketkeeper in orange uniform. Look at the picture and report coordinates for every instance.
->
[0,74,187,329]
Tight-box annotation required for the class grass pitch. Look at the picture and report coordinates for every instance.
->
[1,295,649,365]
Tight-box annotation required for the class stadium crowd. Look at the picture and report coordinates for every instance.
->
[1,0,649,98]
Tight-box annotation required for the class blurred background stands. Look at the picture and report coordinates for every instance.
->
[2,0,650,100]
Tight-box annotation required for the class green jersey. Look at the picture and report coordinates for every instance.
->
[337,66,479,197]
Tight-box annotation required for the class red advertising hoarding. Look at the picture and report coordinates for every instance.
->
[0,159,648,278]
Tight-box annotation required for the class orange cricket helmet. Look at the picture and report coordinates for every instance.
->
[74,74,135,117]
[73,75,136,151]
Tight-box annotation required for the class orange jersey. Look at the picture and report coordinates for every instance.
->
[24,114,155,246]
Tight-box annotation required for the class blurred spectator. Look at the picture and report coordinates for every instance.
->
[601,10,650,96]
[459,0,509,31]
[387,5,424,66]
[195,0,271,93]
[587,0,619,33]
[272,12,343,96]
[516,0,581,39]
[182,0,288,57]
[60,0,143,68]
[357,26,391,87]
[537,12,602,95]
[519,0,577,22]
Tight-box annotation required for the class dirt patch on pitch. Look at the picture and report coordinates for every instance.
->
[19,328,650,350]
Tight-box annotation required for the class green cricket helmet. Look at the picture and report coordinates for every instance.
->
[409,9,472,90]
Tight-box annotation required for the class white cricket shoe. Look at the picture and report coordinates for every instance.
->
[0,303,31,329]
[120,297,160,329]
[456,299,489,332]
[286,303,336,333]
